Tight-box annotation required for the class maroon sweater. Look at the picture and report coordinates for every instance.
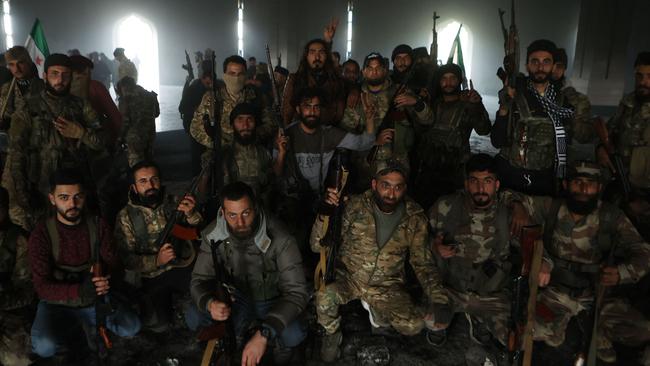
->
[28,216,117,302]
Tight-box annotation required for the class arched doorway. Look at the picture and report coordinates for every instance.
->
[113,14,160,94]
[432,20,473,81]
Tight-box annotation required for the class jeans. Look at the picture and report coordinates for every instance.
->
[186,291,306,349]
[31,299,141,357]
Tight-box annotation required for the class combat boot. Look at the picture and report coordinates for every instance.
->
[320,330,342,363]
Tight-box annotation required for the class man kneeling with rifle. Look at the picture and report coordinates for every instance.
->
[522,161,650,364]
[29,168,141,361]
[115,160,202,333]
[189,182,309,365]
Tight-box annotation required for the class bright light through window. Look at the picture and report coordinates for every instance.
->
[2,0,13,49]
[237,0,244,57]
[432,20,472,80]
[346,1,353,59]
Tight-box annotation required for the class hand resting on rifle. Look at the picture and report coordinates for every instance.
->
[207,299,231,321]
[600,266,620,287]
[510,201,531,237]
[376,129,395,146]
[432,232,456,259]
[323,187,350,207]
[176,194,197,217]
[156,243,176,266]
[90,265,111,296]
[538,261,551,287]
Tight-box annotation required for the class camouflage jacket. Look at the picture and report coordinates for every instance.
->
[117,59,138,83]
[523,196,650,285]
[190,85,277,148]
[608,92,650,188]
[0,77,45,129]
[118,85,158,146]
[115,193,202,278]
[221,141,273,195]
[0,224,32,310]
[418,98,491,168]
[2,91,104,230]
[310,190,447,304]
[428,190,520,295]
[341,80,432,165]
[562,86,595,144]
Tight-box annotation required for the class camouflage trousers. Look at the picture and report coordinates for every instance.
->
[316,278,426,336]
[440,289,510,346]
[534,286,650,349]
[0,310,31,366]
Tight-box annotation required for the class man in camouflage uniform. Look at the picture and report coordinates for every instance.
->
[115,160,201,332]
[601,52,650,241]
[190,55,277,149]
[0,46,44,131]
[427,154,536,347]
[551,48,596,163]
[414,63,491,209]
[215,103,274,203]
[113,47,138,84]
[116,76,159,167]
[1,54,106,231]
[520,161,650,363]
[491,40,593,196]
[341,52,431,178]
[310,159,448,362]
[0,186,33,366]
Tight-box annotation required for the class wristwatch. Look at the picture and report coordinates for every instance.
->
[257,324,274,341]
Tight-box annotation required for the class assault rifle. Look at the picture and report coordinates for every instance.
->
[197,240,236,366]
[429,12,440,65]
[204,52,224,222]
[153,168,205,268]
[93,218,113,366]
[314,149,351,290]
[593,116,631,201]
[496,0,520,146]
[182,50,194,89]
[508,225,543,366]
[265,44,282,122]
[575,239,619,366]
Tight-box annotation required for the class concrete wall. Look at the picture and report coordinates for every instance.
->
[10,0,589,96]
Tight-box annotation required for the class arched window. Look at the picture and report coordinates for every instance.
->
[432,20,473,81]
[113,14,160,95]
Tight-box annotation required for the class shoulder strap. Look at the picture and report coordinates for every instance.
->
[493,201,511,257]
[126,205,149,251]
[543,198,563,251]
[46,217,61,262]
[444,193,471,236]
[514,91,532,119]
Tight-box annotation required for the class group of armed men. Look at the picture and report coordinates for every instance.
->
[0,18,649,366]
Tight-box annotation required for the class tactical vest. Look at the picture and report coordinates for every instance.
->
[45,216,98,307]
[420,101,469,168]
[221,235,281,302]
[437,194,512,296]
[543,199,621,291]
[616,100,650,188]
[500,92,565,171]
[222,143,271,194]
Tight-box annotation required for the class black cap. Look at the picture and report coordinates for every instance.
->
[229,102,259,124]
[554,48,568,66]
[44,53,72,72]
[363,52,385,68]
[437,63,462,80]
[526,39,558,60]
[391,44,412,62]
[634,51,650,67]
[69,55,94,72]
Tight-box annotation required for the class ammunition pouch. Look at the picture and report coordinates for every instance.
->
[446,258,511,296]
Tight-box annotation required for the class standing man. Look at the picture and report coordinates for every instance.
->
[426,154,535,347]
[115,161,201,333]
[0,46,45,131]
[116,76,159,167]
[113,48,138,85]
[413,63,491,209]
[2,53,106,231]
[247,56,257,80]
[190,55,277,148]
[521,161,650,364]
[189,182,309,364]
[341,59,361,85]
[311,160,448,362]
[391,44,413,85]
[491,39,592,196]
[281,39,346,126]
[602,52,650,240]
[551,48,595,162]
[0,186,33,366]
[29,168,140,359]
